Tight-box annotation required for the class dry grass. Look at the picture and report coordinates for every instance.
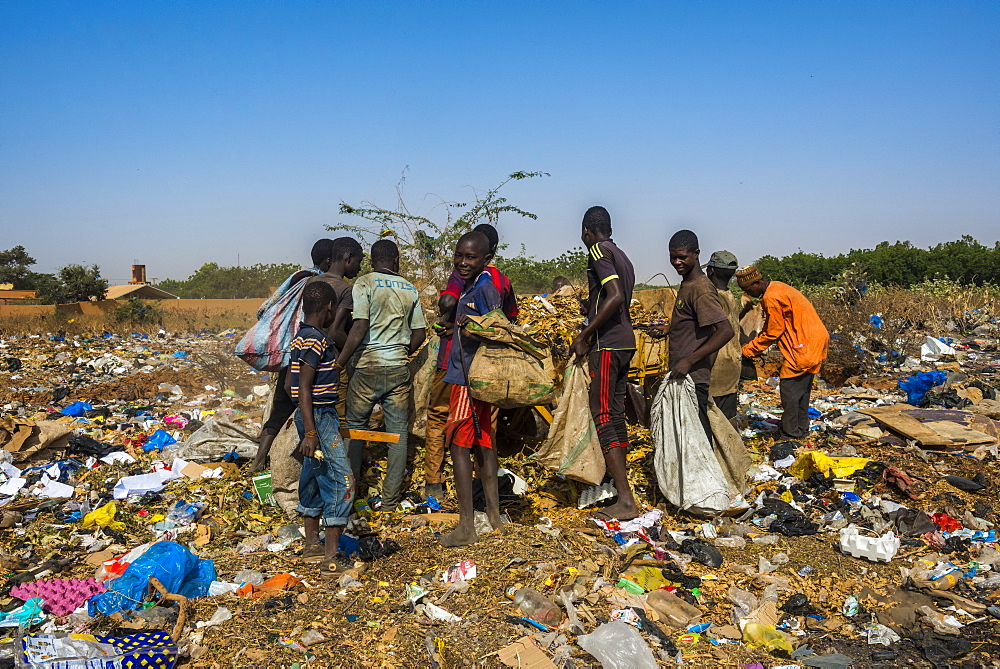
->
[806,280,1000,377]
[0,308,256,338]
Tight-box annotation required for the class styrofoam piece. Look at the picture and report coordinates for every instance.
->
[839,524,900,563]
[10,578,106,616]
[578,481,618,509]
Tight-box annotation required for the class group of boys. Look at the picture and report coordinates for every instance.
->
[261,209,831,570]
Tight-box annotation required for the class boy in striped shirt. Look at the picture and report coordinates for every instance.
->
[290,281,355,572]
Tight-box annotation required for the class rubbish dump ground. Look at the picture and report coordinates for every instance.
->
[2,303,1000,668]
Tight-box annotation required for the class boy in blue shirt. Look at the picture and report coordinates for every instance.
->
[440,231,503,547]
[290,281,355,572]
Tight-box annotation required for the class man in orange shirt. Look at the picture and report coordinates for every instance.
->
[737,265,829,440]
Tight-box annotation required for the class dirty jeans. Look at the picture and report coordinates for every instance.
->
[423,369,451,485]
[345,365,411,508]
[295,406,354,527]
[779,372,814,439]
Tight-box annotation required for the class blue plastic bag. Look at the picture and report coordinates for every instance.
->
[898,370,947,406]
[88,541,216,615]
[144,429,177,452]
[807,407,822,419]
[869,314,883,330]
[61,401,93,417]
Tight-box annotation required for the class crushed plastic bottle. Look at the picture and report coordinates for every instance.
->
[645,589,703,628]
[506,586,562,627]
[166,499,206,526]
[843,594,860,617]
[234,570,265,587]
[713,536,746,548]
[797,565,815,577]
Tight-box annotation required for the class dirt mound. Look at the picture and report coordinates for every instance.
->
[80,369,208,402]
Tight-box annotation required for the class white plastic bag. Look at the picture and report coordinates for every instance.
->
[920,335,956,361]
[651,376,731,516]
[577,621,657,669]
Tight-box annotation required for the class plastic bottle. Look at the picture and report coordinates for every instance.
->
[714,536,746,548]
[645,589,703,628]
[166,500,206,526]
[506,586,562,627]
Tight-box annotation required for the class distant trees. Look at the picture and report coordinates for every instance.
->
[0,246,37,288]
[495,245,588,295]
[755,236,1000,287]
[157,262,303,299]
[36,264,108,304]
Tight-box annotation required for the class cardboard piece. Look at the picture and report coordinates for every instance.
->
[84,549,115,567]
[340,428,400,444]
[855,405,995,449]
[0,417,72,463]
[497,636,557,669]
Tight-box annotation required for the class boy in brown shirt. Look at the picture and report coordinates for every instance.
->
[663,230,734,438]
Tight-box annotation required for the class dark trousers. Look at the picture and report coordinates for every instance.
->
[694,383,713,442]
[263,367,297,432]
[779,372,814,438]
[713,393,738,421]
[589,349,632,453]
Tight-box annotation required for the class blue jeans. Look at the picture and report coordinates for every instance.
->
[345,365,411,508]
[295,406,354,527]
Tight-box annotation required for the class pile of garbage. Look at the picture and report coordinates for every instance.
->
[0,319,998,667]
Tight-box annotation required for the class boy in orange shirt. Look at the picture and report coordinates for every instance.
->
[737,265,829,439]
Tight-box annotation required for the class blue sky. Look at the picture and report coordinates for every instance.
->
[2,1,998,285]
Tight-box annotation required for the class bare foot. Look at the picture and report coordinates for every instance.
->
[438,524,478,547]
[487,511,508,535]
[596,501,640,520]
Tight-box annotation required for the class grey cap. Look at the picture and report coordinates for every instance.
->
[705,250,738,269]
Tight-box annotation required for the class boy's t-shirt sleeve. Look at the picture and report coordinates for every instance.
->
[296,333,326,369]
[336,283,354,311]
[409,299,427,329]
[441,269,463,300]
[590,242,620,286]
[693,287,729,328]
[473,274,502,315]
[351,278,371,320]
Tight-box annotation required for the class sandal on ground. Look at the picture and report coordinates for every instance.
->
[301,545,325,563]
[319,552,353,575]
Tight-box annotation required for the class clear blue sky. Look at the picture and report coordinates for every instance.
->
[2,1,998,285]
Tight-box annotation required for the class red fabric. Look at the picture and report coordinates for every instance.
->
[445,384,493,449]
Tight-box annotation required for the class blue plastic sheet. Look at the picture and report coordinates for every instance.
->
[898,370,947,406]
[60,401,93,417]
[88,541,216,616]
[143,429,177,452]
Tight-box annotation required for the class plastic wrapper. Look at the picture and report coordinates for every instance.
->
[577,621,657,669]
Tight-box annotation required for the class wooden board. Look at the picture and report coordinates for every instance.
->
[339,428,400,443]
[923,421,996,446]
[858,405,998,449]
[857,405,953,447]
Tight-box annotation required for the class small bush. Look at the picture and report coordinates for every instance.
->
[113,298,163,325]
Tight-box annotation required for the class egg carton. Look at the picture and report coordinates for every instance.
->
[10,578,106,617]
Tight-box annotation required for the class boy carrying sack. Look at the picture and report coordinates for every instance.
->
[439,231,504,547]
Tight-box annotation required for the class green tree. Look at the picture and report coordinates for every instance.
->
[36,264,108,304]
[0,245,37,288]
[495,245,588,295]
[331,170,549,288]
[158,262,303,298]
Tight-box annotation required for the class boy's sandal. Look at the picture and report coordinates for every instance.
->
[302,545,325,563]
[319,553,353,575]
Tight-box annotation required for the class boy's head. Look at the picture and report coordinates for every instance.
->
[311,238,334,272]
[581,206,612,247]
[736,264,767,298]
[371,239,400,272]
[705,250,738,286]
[551,275,571,293]
[331,237,364,279]
[302,280,337,328]
[473,223,500,255]
[668,229,700,277]
[453,231,492,281]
